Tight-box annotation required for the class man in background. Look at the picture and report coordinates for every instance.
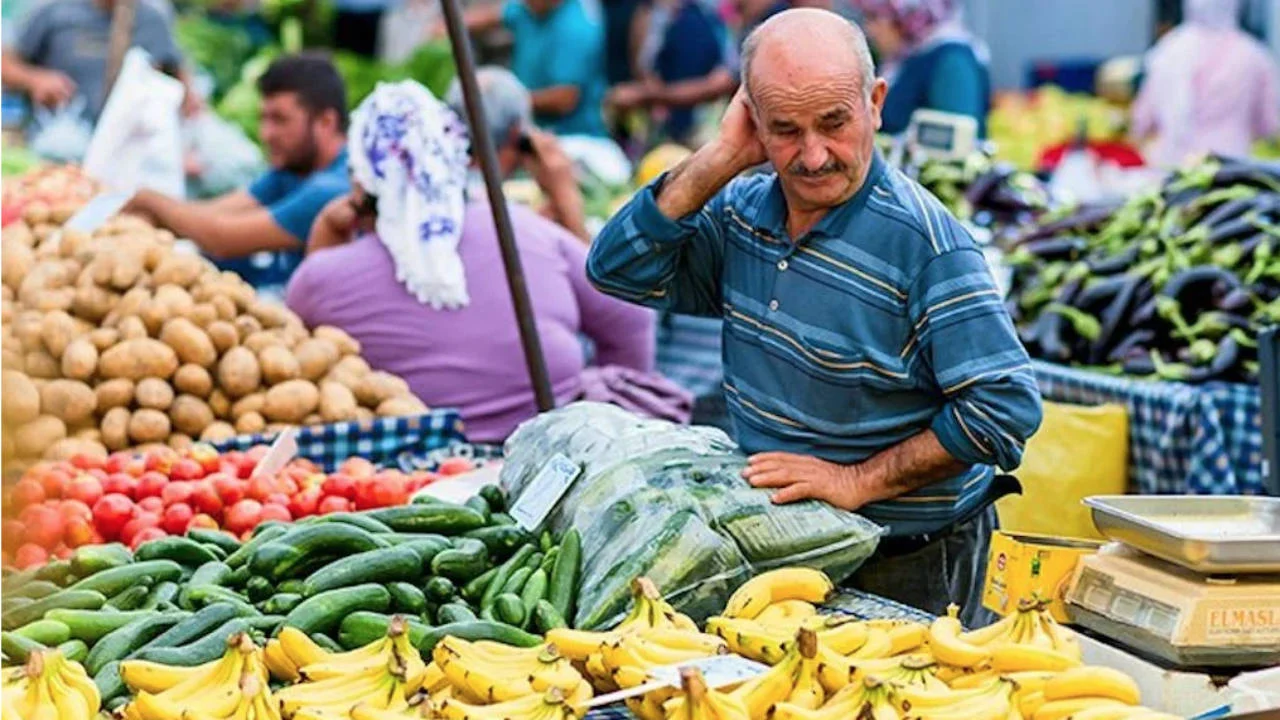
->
[124,54,350,295]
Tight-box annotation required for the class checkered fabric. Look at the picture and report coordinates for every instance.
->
[209,410,467,472]
[1033,361,1265,495]
[394,441,505,473]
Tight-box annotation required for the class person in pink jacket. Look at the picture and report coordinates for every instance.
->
[1131,0,1280,168]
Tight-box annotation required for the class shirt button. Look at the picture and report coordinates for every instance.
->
[768,299,779,311]
[777,259,789,271]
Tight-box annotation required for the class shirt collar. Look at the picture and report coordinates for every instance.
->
[755,149,887,241]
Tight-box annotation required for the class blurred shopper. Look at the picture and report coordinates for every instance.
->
[445,67,591,243]
[853,0,989,136]
[289,81,680,442]
[1131,0,1279,167]
[124,54,350,294]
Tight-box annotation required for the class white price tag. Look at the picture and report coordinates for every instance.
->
[508,453,580,531]
[46,192,131,251]
[251,426,299,479]
[585,655,768,708]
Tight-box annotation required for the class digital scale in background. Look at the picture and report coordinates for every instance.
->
[889,109,980,167]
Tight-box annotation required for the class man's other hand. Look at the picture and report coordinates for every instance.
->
[27,68,76,108]
[743,451,869,509]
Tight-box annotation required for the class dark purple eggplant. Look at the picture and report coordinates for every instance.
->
[1091,276,1147,363]
[1186,336,1242,382]
[1205,213,1272,245]
[1086,247,1139,276]
[1197,193,1277,230]
[964,167,1014,207]
[1014,203,1120,244]
[1130,296,1159,326]
[1107,329,1156,363]
[1122,353,1157,375]
[1160,266,1244,312]
[1020,237,1089,263]
[1074,275,1132,311]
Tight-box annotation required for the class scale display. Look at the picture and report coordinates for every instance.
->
[905,109,978,162]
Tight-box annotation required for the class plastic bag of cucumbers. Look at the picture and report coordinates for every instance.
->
[501,402,884,630]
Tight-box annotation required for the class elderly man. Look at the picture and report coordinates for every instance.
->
[587,9,1042,623]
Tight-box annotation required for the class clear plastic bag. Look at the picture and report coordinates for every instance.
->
[184,112,265,199]
[501,402,885,629]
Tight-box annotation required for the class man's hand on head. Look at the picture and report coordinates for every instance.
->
[712,87,768,174]
[743,451,871,509]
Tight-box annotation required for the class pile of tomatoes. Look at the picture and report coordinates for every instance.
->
[3,444,474,568]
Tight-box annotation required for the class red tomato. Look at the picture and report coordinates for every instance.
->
[20,506,64,549]
[190,481,223,518]
[120,513,161,546]
[187,443,222,475]
[63,474,104,508]
[101,472,138,499]
[437,458,475,476]
[3,521,27,549]
[338,457,377,478]
[223,500,263,536]
[187,514,219,531]
[145,448,178,475]
[212,475,246,506]
[217,460,239,478]
[263,492,291,509]
[372,476,409,508]
[86,468,108,482]
[92,494,135,541]
[259,503,292,524]
[273,474,300,497]
[316,495,351,514]
[137,497,164,514]
[245,476,275,502]
[129,527,167,550]
[63,518,97,548]
[351,478,376,511]
[104,452,133,475]
[288,486,323,519]
[69,453,103,471]
[160,482,195,507]
[235,455,258,480]
[38,467,72,500]
[10,478,45,509]
[170,459,204,482]
[54,546,74,560]
[321,474,357,500]
[161,503,194,535]
[14,544,48,569]
[124,458,147,478]
[135,471,169,500]
[59,499,93,523]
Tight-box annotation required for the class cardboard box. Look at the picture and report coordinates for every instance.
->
[983,530,1103,623]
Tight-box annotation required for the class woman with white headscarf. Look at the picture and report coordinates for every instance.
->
[1132,0,1280,168]
[286,81,688,441]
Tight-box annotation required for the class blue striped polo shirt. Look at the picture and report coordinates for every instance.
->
[587,151,1043,537]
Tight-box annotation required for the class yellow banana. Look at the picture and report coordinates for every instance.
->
[46,665,92,720]
[52,655,99,715]
[1032,697,1128,720]
[927,605,990,669]
[350,704,419,720]
[666,667,753,720]
[277,627,331,669]
[638,628,728,655]
[421,662,449,694]
[1064,706,1144,720]
[27,672,57,720]
[264,638,300,683]
[849,628,895,660]
[1043,667,1140,706]
[814,616,870,655]
[757,600,819,630]
[729,651,801,717]
[785,629,825,710]
[434,687,577,720]
[705,617,791,664]
[1037,613,1081,662]
[959,613,1019,647]
[1019,690,1046,719]
[276,670,393,715]
[990,645,1081,674]
[947,671,999,690]
[545,628,618,662]
[120,658,221,695]
[724,568,834,620]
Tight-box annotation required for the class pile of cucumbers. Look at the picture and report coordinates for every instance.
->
[0,485,582,709]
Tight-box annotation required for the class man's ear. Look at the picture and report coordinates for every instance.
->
[869,77,888,130]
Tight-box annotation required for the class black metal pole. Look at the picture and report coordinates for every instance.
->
[437,0,556,412]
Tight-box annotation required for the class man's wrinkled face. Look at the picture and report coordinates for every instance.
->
[259,92,321,174]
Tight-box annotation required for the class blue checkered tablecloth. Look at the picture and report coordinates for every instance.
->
[1033,361,1265,495]
[209,410,467,472]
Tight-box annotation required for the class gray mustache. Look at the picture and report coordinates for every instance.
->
[788,160,845,177]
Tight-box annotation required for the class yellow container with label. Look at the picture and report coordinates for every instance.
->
[983,531,1103,623]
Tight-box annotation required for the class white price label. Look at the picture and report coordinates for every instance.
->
[508,453,580,531]
[251,426,299,479]
[586,655,768,708]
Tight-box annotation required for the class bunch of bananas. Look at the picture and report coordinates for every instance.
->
[431,687,580,720]
[665,667,753,720]
[1016,667,1177,720]
[928,600,1082,677]
[706,612,903,666]
[1,649,100,720]
[431,638,592,709]
[723,568,835,621]
[119,633,277,720]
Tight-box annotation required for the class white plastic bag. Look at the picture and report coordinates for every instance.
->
[82,48,186,197]
[379,0,438,64]
[183,111,264,198]
[27,98,94,163]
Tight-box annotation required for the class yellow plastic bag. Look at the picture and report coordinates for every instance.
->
[998,401,1129,540]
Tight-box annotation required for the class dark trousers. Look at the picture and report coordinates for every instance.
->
[849,504,999,628]
[334,9,383,57]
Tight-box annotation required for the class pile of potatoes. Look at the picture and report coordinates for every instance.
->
[1,210,428,470]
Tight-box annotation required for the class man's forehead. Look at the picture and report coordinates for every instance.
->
[752,76,860,118]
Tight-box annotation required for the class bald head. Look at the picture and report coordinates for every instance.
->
[740,9,876,103]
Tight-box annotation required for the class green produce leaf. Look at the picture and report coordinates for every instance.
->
[1044,303,1100,342]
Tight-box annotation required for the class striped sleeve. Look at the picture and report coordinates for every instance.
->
[909,247,1042,470]
[586,174,727,317]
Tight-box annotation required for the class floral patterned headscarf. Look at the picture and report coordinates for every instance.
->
[853,0,960,47]
[348,81,473,310]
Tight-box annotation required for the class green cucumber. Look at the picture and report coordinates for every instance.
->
[13,619,69,646]
[479,606,497,622]
[481,545,534,612]
[539,531,554,553]
[189,561,232,587]
[540,547,560,575]
[2,598,33,615]
[2,590,107,630]
[130,618,252,665]
[283,584,390,636]
[430,539,488,582]
[142,581,180,610]
[223,565,251,589]
[135,537,220,567]
[310,632,344,652]
[250,525,388,581]
[56,639,88,663]
[106,586,150,611]
[422,576,456,604]
[494,594,526,626]
[525,553,544,572]
[94,662,127,705]
[70,543,134,579]
[135,603,249,656]
[66,560,183,598]
[250,615,285,636]
[44,609,151,644]
[1,631,44,662]
[464,495,492,524]
[336,612,430,650]
[436,603,477,624]
[490,513,517,526]
[392,537,453,566]
[519,569,548,627]
[187,528,242,556]
[245,576,274,603]
[533,600,568,633]
[252,520,289,537]
[224,524,288,569]
[34,560,75,586]
[501,567,533,596]
[460,566,499,603]
[262,593,304,615]
[304,512,393,534]
[548,529,580,621]
[275,580,303,595]
[387,582,428,615]
[14,580,60,600]
[300,545,422,597]
[478,484,506,512]
[1,568,40,595]
[416,621,541,654]
[84,612,187,675]
[179,585,259,616]
[365,504,487,535]
[463,526,534,559]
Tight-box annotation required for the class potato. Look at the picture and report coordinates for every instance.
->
[2,236,35,290]
[135,377,175,410]
[231,392,265,419]
[200,421,236,442]
[259,345,301,385]
[88,328,120,353]
[319,381,358,423]
[15,415,66,457]
[41,310,77,358]
[174,364,213,398]
[377,396,429,417]
[22,202,50,226]
[282,322,309,349]
[108,249,146,290]
[208,389,231,419]
[217,346,261,399]
[188,303,218,327]
[314,326,361,356]
[235,411,266,435]
[243,331,281,355]
[211,296,237,321]
[34,287,75,313]
[262,380,320,424]
[72,283,117,323]
[2,371,40,424]
[265,423,294,434]
[61,339,98,380]
[303,413,322,426]
[117,316,149,340]
[355,407,376,422]
[95,378,134,410]
[295,338,339,381]
[233,315,262,340]
[3,221,34,247]
[98,338,179,380]
[151,254,205,287]
[73,427,102,444]
[58,229,91,259]
[45,438,108,462]
[170,395,215,436]
[154,284,194,315]
[249,300,292,329]
[40,380,97,424]
[167,434,193,450]
[24,351,60,379]
[160,318,217,368]
[138,298,172,337]
[128,408,171,444]
[355,371,411,408]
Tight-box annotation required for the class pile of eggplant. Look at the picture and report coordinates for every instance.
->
[1007,155,1280,383]
[913,151,1051,231]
